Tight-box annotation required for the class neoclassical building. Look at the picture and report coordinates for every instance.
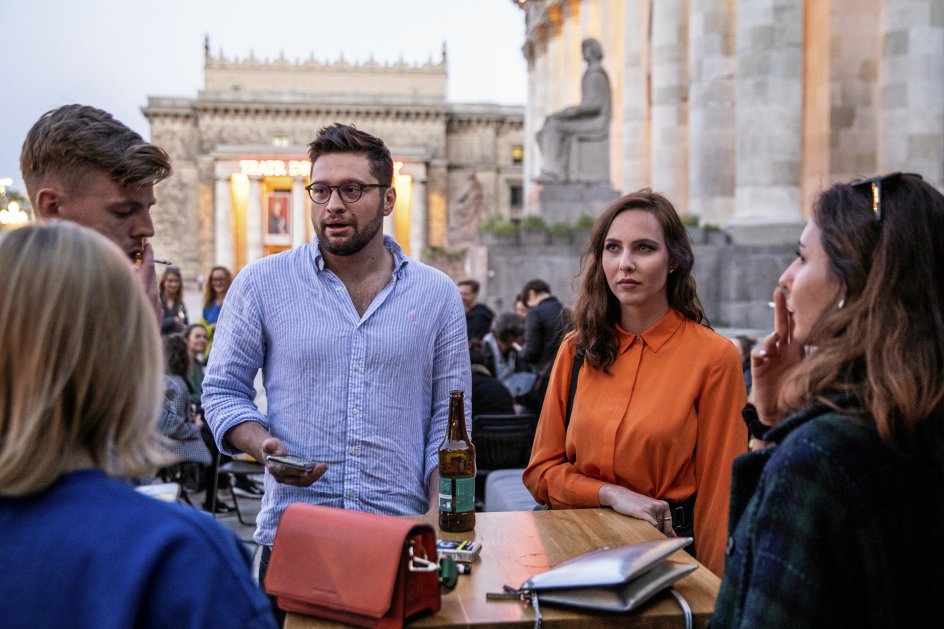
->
[517,0,944,243]
[144,43,524,277]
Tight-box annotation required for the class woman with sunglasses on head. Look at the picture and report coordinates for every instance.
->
[523,190,748,576]
[0,223,274,628]
[714,173,944,626]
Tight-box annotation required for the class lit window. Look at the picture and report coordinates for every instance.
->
[511,145,524,164]
[272,135,290,148]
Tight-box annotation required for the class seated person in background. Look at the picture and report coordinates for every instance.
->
[184,323,209,407]
[161,333,211,468]
[714,173,944,626]
[481,312,528,392]
[469,339,515,418]
[161,333,235,513]
[523,190,747,576]
[0,223,274,628]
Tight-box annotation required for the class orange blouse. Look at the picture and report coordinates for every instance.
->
[523,309,747,575]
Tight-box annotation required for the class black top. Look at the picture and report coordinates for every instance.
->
[465,303,495,340]
[471,366,515,418]
[521,296,569,371]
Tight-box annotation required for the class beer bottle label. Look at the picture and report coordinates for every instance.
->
[438,476,475,513]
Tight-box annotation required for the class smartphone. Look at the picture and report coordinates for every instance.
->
[266,454,316,472]
[436,539,482,563]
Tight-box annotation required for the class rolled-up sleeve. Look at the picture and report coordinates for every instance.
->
[202,270,269,455]
[425,289,473,483]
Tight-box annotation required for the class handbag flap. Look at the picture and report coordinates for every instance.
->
[520,537,692,590]
[265,503,434,618]
[536,560,698,612]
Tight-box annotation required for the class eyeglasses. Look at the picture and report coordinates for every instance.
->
[304,181,386,204]
[849,172,922,222]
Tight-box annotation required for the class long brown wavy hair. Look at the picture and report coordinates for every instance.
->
[782,174,944,463]
[573,189,707,372]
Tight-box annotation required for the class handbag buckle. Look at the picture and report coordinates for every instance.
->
[407,540,439,573]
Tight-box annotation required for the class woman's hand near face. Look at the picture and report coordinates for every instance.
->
[751,287,804,425]
[599,483,677,537]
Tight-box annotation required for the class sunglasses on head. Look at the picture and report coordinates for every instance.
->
[849,172,923,222]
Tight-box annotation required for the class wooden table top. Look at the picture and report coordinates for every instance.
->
[284,508,720,629]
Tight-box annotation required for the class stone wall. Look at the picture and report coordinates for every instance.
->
[480,227,797,331]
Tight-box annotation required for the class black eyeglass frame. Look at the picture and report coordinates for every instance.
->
[304,181,387,204]
[849,172,923,222]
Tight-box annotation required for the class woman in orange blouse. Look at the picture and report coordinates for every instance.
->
[523,190,747,575]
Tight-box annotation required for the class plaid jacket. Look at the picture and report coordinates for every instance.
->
[712,393,944,628]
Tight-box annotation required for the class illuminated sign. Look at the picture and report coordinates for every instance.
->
[239,160,311,178]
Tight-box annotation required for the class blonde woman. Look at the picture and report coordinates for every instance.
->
[0,224,274,628]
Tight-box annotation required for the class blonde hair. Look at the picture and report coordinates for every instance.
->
[0,223,166,495]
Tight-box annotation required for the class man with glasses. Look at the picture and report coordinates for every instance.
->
[203,124,471,600]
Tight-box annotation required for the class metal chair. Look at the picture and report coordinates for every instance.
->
[208,454,265,525]
[471,413,538,508]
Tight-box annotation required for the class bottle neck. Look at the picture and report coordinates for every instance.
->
[448,396,467,439]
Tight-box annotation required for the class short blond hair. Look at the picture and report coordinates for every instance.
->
[0,223,165,495]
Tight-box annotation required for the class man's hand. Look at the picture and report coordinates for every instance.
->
[260,437,328,487]
[225,422,328,488]
[134,242,161,324]
[599,483,677,538]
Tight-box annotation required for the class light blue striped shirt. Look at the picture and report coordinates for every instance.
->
[203,236,471,547]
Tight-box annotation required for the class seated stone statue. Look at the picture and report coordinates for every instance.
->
[537,38,612,182]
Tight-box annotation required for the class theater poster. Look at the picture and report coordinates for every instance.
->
[265,191,292,245]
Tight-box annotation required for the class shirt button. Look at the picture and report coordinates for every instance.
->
[347,489,356,498]
[354,363,363,371]
[351,408,359,415]
[349,448,356,456]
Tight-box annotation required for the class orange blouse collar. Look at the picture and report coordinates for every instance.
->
[615,308,685,354]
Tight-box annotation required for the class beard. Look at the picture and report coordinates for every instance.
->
[316,198,385,257]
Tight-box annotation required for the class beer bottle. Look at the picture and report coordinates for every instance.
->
[439,390,476,532]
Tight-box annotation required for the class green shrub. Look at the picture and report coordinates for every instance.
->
[550,222,572,236]
[520,215,547,231]
[574,213,595,230]
[478,215,516,236]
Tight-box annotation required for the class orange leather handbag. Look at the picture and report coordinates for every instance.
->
[264,504,442,629]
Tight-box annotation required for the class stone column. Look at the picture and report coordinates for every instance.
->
[880,0,944,190]
[291,178,308,247]
[580,0,602,39]
[246,177,263,262]
[689,0,736,226]
[546,6,566,111]
[730,0,805,244]
[651,0,689,213]
[621,0,652,192]
[561,0,583,106]
[601,0,624,190]
[213,175,234,271]
[410,177,428,257]
[828,0,881,183]
[427,160,449,248]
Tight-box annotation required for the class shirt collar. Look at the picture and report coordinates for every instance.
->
[309,235,410,276]
[616,308,685,354]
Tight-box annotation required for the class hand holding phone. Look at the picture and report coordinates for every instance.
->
[266,454,317,473]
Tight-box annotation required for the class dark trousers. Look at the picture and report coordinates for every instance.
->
[259,545,286,627]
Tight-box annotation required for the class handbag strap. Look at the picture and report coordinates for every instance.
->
[564,351,585,431]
